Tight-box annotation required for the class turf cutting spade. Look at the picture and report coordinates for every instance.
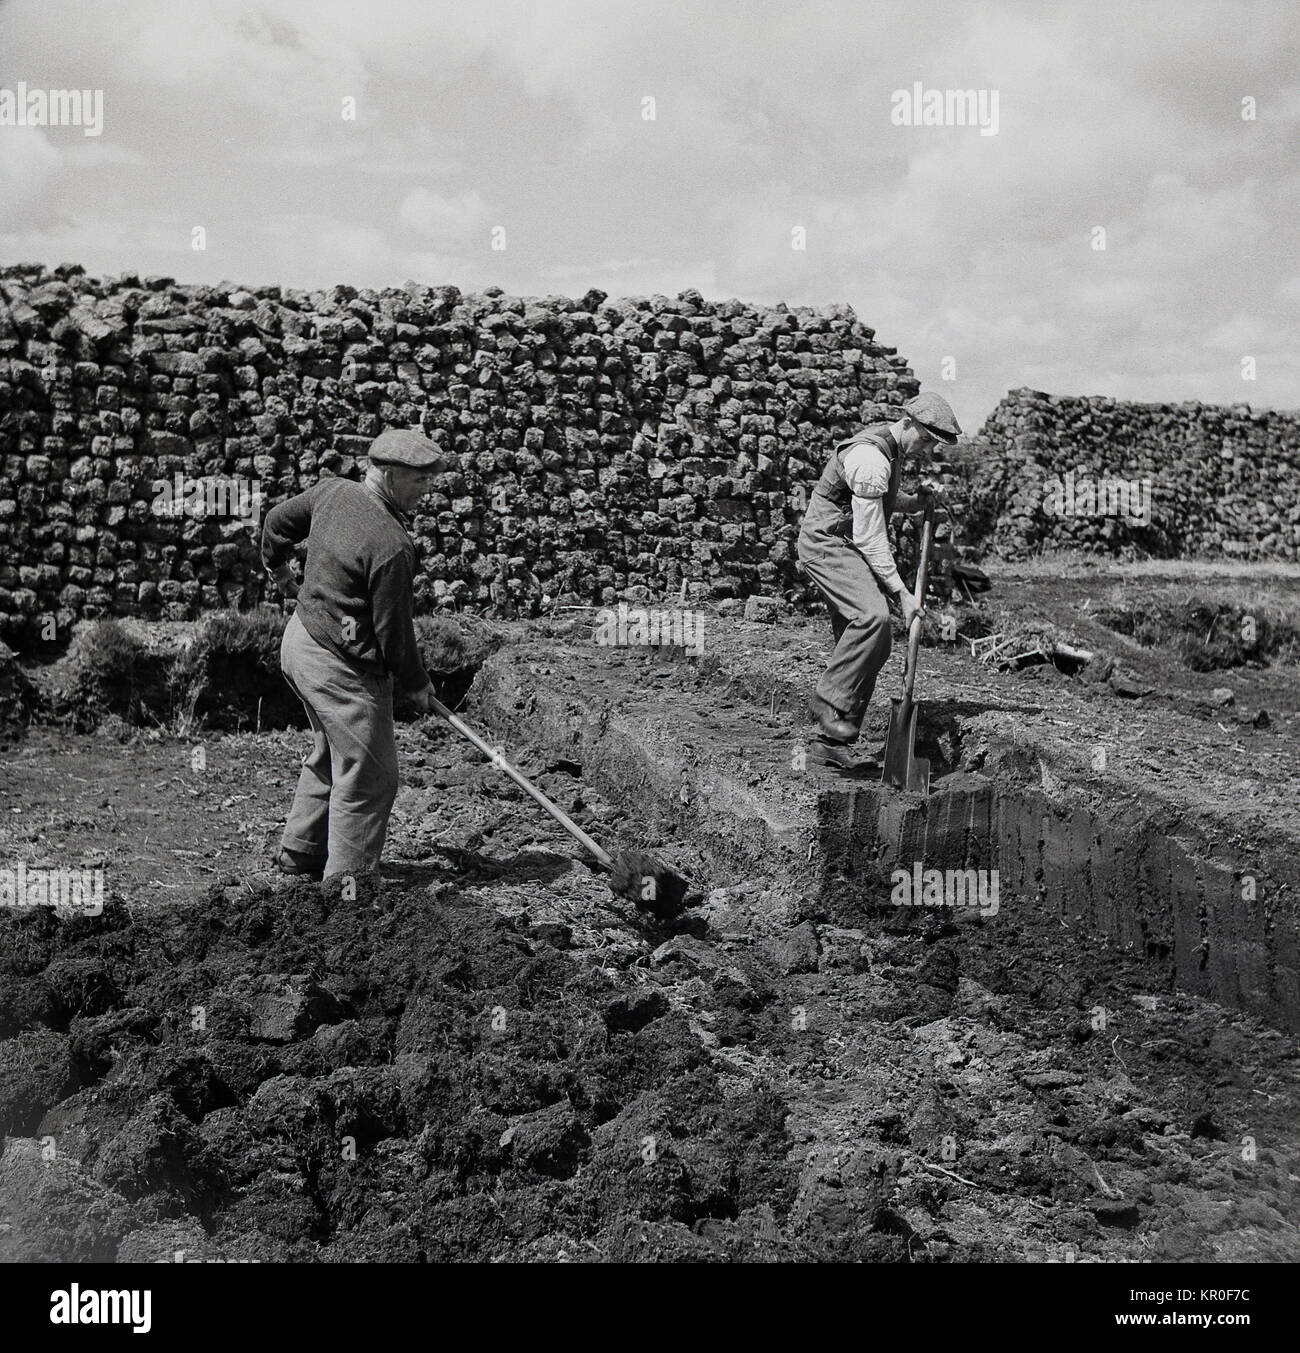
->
[882,499,936,795]
[424,694,689,920]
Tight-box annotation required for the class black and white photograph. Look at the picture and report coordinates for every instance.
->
[0,0,1295,1315]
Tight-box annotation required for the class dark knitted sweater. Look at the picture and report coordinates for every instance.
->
[261,478,429,693]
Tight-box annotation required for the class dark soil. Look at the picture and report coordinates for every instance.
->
[1,564,1297,1262]
[1,716,1296,1262]
[0,867,802,1261]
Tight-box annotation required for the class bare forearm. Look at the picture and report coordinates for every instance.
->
[850,497,905,594]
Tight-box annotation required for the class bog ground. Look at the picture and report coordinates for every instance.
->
[0,562,1297,1262]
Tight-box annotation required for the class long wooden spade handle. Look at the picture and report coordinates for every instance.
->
[900,500,937,703]
[425,693,615,870]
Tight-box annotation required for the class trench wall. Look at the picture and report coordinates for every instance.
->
[820,774,1295,1032]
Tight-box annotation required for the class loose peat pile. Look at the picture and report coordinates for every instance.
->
[0,877,805,1263]
[1,801,1296,1262]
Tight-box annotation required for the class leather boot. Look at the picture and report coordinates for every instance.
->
[275,847,326,881]
[809,694,859,743]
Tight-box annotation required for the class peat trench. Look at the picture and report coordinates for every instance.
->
[475,639,1299,1035]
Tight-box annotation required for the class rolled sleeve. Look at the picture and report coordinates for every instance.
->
[842,445,904,594]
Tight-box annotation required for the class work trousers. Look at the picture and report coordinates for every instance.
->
[279,610,399,877]
[797,528,893,721]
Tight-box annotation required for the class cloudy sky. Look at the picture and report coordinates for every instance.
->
[1,0,1296,432]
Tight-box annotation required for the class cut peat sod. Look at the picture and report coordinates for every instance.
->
[426,694,690,922]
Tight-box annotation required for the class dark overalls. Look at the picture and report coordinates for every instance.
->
[796,423,902,722]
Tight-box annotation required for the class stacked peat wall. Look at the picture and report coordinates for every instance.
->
[0,264,921,644]
[972,387,1300,561]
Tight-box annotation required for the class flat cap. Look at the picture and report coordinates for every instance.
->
[903,392,962,443]
[368,426,445,469]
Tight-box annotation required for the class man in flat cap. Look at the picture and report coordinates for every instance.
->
[261,427,451,881]
[797,392,961,747]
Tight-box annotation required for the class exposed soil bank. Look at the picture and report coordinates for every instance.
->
[473,634,1299,1031]
[1,611,497,735]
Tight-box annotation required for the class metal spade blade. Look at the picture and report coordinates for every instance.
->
[882,694,929,793]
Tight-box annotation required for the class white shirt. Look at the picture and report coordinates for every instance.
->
[842,442,904,594]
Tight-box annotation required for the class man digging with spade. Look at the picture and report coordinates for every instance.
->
[261,427,450,882]
[796,392,961,763]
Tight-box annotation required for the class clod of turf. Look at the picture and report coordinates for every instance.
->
[608,851,689,920]
[1095,597,1299,671]
[403,614,498,714]
[0,639,40,730]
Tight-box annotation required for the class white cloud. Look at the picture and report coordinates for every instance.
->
[397,187,492,245]
[0,128,63,228]
[0,0,1297,427]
